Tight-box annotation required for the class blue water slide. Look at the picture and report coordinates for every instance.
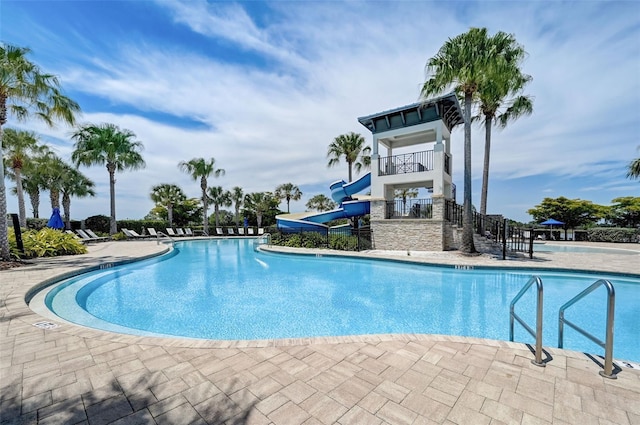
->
[277,173,371,231]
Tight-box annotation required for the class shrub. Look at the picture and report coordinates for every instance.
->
[26,218,49,230]
[85,215,111,233]
[587,227,639,243]
[9,228,87,259]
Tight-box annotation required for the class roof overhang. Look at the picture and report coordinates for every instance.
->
[357,92,464,135]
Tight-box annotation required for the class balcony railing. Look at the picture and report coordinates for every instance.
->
[386,198,433,219]
[378,150,434,176]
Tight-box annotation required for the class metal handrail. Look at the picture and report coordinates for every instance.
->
[155,231,176,246]
[558,279,616,379]
[510,276,545,366]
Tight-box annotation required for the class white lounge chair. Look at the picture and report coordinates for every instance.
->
[216,228,224,236]
[258,228,264,235]
[238,228,245,236]
[247,228,255,235]
[85,229,109,241]
[228,228,235,235]
[147,228,159,237]
[166,228,177,237]
[184,228,194,236]
[176,228,185,236]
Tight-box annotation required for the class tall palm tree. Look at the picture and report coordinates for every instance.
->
[306,194,336,212]
[274,183,302,213]
[19,146,54,218]
[0,43,80,259]
[2,129,45,227]
[628,147,640,180]
[230,186,244,227]
[244,192,277,228]
[150,184,185,228]
[60,164,95,229]
[395,188,419,215]
[475,33,533,215]
[207,186,232,228]
[327,132,371,182]
[178,157,224,235]
[71,123,145,234]
[421,27,501,254]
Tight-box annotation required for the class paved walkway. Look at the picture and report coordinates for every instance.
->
[1,240,639,424]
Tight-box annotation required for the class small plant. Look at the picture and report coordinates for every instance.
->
[9,228,88,258]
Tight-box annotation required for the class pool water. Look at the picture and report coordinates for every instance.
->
[44,239,640,362]
[533,243,639,255]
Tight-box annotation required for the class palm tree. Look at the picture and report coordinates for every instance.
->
[0,43,81,259]
[207,186,232,228]
[60,165,95,229]
[40,154,68,211]
[327,132,371,182]
[2,129,45,227]
[421,27,502,254]
[475,33,533,215]
[244,192,277,228]
[150,184,186,228]
[628,147,640,180]
[230,186,244,227]
[19,147,54,218]
[306,194,336,212]
[274,183,302,213]
[71,123,146,235]
[178,157,224,235]
[395,188,419,215]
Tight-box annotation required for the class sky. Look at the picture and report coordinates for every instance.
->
[2,0,639,224]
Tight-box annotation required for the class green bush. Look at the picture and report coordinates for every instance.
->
[85,215,111,233]
[9,228,88,259]
[587,227,639,243]
[26,218,49,230]
[117,220,167,235]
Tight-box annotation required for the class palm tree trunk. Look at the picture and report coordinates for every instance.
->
[201,178,208,235]
[257,212,263,228]
[348,161,353,182]
[62,193,71,230]
[286,197,290,214]
[480,116,493,216]
[214,205,219,228]
[50,189,60,209]
[108,165,117,234]
[15,168,27,228]
[0,127,9,259]
[235,206,240,227]
[462,91,476,254]
[167,205,173,227]
[30,189,40,218]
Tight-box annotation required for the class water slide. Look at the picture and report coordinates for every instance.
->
[276,173,371,232]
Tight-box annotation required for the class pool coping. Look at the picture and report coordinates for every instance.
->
[12,240,640,368]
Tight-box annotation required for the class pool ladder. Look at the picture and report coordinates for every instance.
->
[155,231,176,247]
[510,276,617,378]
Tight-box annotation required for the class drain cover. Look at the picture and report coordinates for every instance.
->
[32,321,60,330]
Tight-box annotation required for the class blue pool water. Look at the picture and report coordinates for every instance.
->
[44,239,640,362]
[534,243,640,255]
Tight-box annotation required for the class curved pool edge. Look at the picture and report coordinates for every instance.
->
[10,240,636,367]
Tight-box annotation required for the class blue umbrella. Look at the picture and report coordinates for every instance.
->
[47,207,64,230]
[540,218,564,226]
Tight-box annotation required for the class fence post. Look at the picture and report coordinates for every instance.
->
[529,229,534,259]
[502,219,507,260]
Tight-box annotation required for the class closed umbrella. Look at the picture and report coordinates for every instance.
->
[47,207,64,230]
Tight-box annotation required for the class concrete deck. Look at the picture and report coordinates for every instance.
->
[1,240,639,424]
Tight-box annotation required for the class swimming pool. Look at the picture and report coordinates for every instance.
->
[41,239,640,362]
[534,243,640,255]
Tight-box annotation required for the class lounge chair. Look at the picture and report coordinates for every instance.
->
[247,228,255,236]
[122,229,147,239]
[216,228,224,236]
[147,228,159,237]
[238,228,245,236]
[258,228,264,235]
[67,230,88,243]
[227,228,235,236]
[184,228,194,236]
[85,229,109,241]
[165,228,177,237]
[76,229,101,243]
[176,228,185,236]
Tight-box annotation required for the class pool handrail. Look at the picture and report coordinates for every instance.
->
[509,275,545,367]
[155,231,176,246]
[558,279,616,379]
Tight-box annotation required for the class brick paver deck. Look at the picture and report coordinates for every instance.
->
[1,240,639,424]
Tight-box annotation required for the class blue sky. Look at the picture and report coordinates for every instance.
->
[2,0,639,223]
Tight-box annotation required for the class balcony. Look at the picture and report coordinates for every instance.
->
[386,198,433,219]
[378,150,434,176]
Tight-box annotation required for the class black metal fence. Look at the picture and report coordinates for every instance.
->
[378,150,434,176]
[445,200,534,259]
[386,199,433,219]
[272,226,373,251]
